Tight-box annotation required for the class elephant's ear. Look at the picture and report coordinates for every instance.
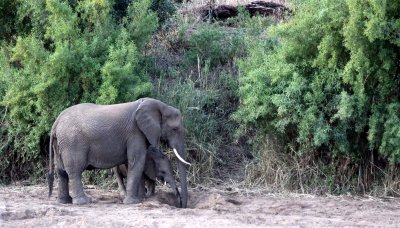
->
[135,102,161,147]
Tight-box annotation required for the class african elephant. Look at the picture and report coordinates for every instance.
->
[47,98,190,207]
[113,163,156,198]
[113,146,178,202]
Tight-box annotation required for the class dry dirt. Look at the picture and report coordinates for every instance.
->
[1,185,400,227]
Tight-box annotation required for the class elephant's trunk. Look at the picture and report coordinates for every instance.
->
[178,161,188,208]
[165,177,181,207]
[174,144,188,208]
[175,187,181,208]
[164,176,178,194]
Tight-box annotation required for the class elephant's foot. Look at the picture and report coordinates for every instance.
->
[176,191,182,208]
[58,195,73,204]
[123,196,142,204]
[145,191,155,198]
[72,195,92,205]
[119,189,126,198]
[145,185,155,197]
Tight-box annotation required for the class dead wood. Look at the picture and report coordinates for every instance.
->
[199,1,290,22]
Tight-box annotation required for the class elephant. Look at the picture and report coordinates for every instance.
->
[47,98,190,207]
[113,146,178,201]
[113,163,156,198]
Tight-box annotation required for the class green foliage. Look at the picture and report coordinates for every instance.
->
[236,0,400,191]
[111,0,174,26]
[0,0,157,182]
[145,14,246,182]
[150,0,175,25]
[379,104,400,163]
[0,0,19,42]
[185,24,246,68]
[123,0,158,50]
[97,29,152,104]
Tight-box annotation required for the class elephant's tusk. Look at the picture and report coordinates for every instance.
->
[173,148,191,166]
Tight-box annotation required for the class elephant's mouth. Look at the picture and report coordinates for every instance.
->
[160,178,179,194]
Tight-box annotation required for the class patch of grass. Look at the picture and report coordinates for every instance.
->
[155,68,240,184]
[244,135,336,194]
[82,169,117,190]
[184,24,246,68]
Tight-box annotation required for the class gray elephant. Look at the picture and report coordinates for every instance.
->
[113,146,177,200]
[47,98,190,207]
[113,163,156,198]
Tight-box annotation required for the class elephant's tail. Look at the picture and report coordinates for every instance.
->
[48,130,55,198]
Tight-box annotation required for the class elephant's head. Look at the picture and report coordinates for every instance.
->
[146,146,181,206]
[135,98,190,208]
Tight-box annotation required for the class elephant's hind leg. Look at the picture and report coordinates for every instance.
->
[61,146,92,205]
[57,168,72,204]
[69,173,92,205]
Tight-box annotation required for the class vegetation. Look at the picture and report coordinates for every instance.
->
[1,0,399,196]
[235,0,400,194]
[146,18,248,183]
[0,0,157,182]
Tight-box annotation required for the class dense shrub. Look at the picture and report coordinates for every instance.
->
[185,24,246,68]
[112,0,175,28]
[235,0,400,192]
[150,0,175,25]
[0,0,19,42]
[0,0,157,183]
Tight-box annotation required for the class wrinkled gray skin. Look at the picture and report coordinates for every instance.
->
[113,163,156,198]
[48,98,188,207]
[113,146,180,206]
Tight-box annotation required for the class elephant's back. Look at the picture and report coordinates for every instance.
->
[58,102,138,120]
[55,102,139,136]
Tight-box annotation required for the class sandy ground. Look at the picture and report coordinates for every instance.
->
[1,185,400,227]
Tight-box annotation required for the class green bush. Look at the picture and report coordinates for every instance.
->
[150,0,175,25]
[146,12,267,184]
[185,24,246,68]
[0,0,157,182]
[112,0,175,26]
[235,0,400,192]
[0,0,19,42]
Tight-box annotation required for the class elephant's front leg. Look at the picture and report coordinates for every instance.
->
[113,167,127,198]
[123,143,147,204]
[145,178,156,197]
[138,175,146,198]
